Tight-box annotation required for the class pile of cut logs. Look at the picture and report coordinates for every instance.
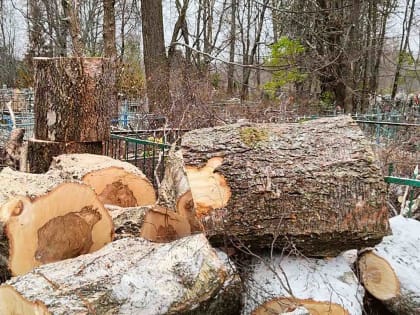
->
[0,116,419,315]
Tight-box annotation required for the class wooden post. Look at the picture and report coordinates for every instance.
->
[29,57,116,173]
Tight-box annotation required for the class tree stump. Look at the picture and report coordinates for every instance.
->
[243,254,364,315]
[33,57,114,142]
[181,116,389,256]
[28,138,103,173]
[358,216,420,315]
[0,168,114,281]
[0,234,240,315]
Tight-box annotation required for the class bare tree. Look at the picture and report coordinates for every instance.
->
[140,0,171,117]
[103,0,116,58]
[391,0,416,98]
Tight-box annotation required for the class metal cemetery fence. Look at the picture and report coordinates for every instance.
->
[103,134,171,187]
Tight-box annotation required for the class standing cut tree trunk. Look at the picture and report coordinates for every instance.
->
[33,57,114,142]
[29,57,115,173]
[181,116,389,256]
[140,0,171,117]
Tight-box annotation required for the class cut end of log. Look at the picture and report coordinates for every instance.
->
[358,251,400,301]
[82,166,156,207]
[2,182,114,276]
[185,157,231,218]
[140,206,195,242]
[0,285,49,315]
[252,298,349,315]
[176,190,203,233]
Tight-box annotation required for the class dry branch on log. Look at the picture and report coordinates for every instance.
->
[181,116,389,256]
[243,254,364,315]
[49,154,156,207]
[0,168,113,281]
[358,216,420,315]
[0,234,240,315]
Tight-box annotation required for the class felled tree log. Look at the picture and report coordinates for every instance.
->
[358,216,420,315]
[33,57,115,142]
[28,138,103,173]
[141,149,202,243]
[0,168,114,281]
[106,204,150,240]
[0,234,241,315]
[181,116,389,256]
[243,254,364,315]
[49,153,156,207]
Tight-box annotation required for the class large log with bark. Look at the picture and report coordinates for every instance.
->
[0,234,241,315]
[181,116,389,256]
[0,168,114,281]
[48,153,156,207]
[28,138,103,173]
[358,215,420,315]
[243,254,364,315]
[33,57,115,142]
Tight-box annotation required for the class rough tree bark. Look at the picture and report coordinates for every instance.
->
[0,167,113,281]
[27,138,103,173]
[103,0,117,58]
[181,116,389,256]
[4,128,25,170]
[140,0,171,116]
[33,57,115,142]
[0,234,241,315]
[359,215,420,315]
[48,153,156,207]
[243,254,364,315]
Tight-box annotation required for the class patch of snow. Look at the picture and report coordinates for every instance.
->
[243,254,364,315]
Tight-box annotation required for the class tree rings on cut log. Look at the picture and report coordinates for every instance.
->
[185,156,231,218]
[0,234,239,315]
[243,254,364,315]
[181,116,389,256]
[49,154,156,207]
[0,180,113,279]
[0,285,49,315]
[253,298,348,315]
[358,215,420,314]
[358,252,399,301]
[140,206,197,242]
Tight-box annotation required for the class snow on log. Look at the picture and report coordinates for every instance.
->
[181,116,389,256]
[0,234,240,315]
[33,57,114,142]
[27,138,103,173]
[0,168,113,281]
[243,254,364,315]
[48,153,156,207]
[358,215,420,314]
